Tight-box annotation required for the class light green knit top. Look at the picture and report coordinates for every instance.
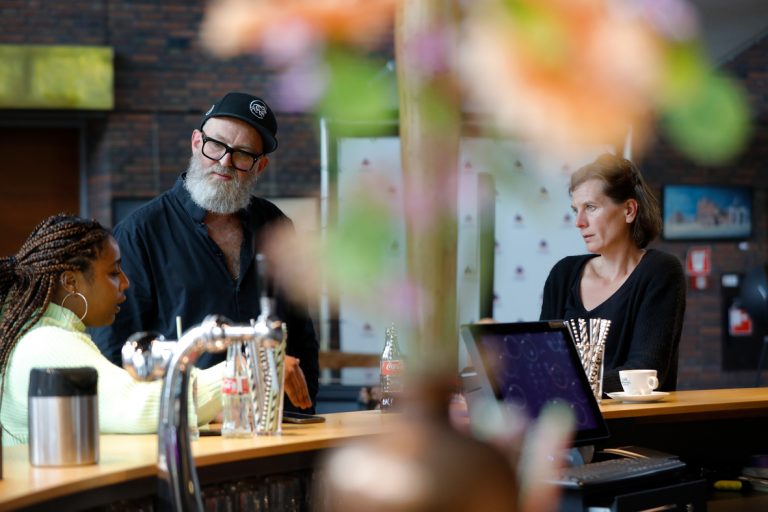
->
[1,303,223,446]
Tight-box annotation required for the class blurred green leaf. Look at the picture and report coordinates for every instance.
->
[658,42,707,107]
[317,47,396,130]
[662,72,751,164]
[502,0,568,69]
[323,195,398,294]
[420,87,460,131]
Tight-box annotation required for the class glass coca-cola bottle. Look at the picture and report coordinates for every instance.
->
[379,324,404,411]
[221,341,254,438]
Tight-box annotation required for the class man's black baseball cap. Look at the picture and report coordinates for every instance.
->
[201,92,278,153]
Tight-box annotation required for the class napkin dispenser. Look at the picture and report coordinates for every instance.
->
[28,367,99,467]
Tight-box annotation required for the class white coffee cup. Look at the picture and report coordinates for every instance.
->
[619,369,659,396]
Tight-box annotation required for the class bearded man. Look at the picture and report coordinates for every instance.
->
[92,92,317,412]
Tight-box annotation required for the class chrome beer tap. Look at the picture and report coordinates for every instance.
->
[121,315,260,512]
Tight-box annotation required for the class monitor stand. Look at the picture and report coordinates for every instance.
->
[566,445,596,467]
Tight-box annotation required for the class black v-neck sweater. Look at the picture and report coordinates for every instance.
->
[540,249,686,393]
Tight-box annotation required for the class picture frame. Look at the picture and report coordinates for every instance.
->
[661,184,753,241]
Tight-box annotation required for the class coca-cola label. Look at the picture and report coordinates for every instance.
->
[221,377,238,395]
[381,360,404,376]
[221,377,250,394]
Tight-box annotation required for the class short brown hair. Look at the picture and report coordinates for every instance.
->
[569,153,661,248]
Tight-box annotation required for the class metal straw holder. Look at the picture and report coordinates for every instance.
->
[567,318,611,403]
[246,336,286,435]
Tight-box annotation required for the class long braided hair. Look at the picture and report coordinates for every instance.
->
[0,214,111,436]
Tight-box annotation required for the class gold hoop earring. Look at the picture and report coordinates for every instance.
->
[61,292,88,322]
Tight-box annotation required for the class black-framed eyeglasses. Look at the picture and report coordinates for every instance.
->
[200,132,263,172]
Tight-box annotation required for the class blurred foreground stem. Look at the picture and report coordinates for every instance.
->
[396,0,461,372]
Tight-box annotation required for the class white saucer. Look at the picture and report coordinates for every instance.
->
[606,391,670,403]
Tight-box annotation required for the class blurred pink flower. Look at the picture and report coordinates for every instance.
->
[257,221,323,306]
[638,0,699,41]
[400,25,455,80]
[380,278,428,326]
[201,0,398,61]
[460,0,667,152]
[403,167,460,232]
[273,57,329,111]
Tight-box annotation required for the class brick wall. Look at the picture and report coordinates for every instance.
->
[2,1,767,389]
[641,35,768,389]
[0,0,322,223]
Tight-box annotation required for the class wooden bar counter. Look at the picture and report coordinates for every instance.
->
[597,388,768,464]
[600,388,768,421]
[0,410,395,511]
[2,389,768,510]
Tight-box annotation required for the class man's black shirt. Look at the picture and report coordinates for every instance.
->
[91,175,319,409]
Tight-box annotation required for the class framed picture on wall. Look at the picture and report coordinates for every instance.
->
[661,184,753,241]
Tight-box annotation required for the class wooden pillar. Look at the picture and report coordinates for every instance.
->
[395,1,461,369]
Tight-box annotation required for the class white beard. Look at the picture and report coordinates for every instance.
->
[184,153,258,214]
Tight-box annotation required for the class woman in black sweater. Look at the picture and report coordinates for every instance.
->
[539,154,686,393]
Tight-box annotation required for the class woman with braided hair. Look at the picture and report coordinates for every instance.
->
[0,214,223,446]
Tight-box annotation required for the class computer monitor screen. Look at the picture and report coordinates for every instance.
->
[461,321,609,446]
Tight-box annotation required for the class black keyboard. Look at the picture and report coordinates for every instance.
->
[554,457,687,489]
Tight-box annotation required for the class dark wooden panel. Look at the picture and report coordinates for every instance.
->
[0,127,80,257]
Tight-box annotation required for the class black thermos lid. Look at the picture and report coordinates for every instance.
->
[28,367,98,397]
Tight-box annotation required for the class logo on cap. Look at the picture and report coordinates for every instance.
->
[249,100,267,120]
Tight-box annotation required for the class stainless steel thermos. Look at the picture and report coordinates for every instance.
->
[28,367,99,466]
